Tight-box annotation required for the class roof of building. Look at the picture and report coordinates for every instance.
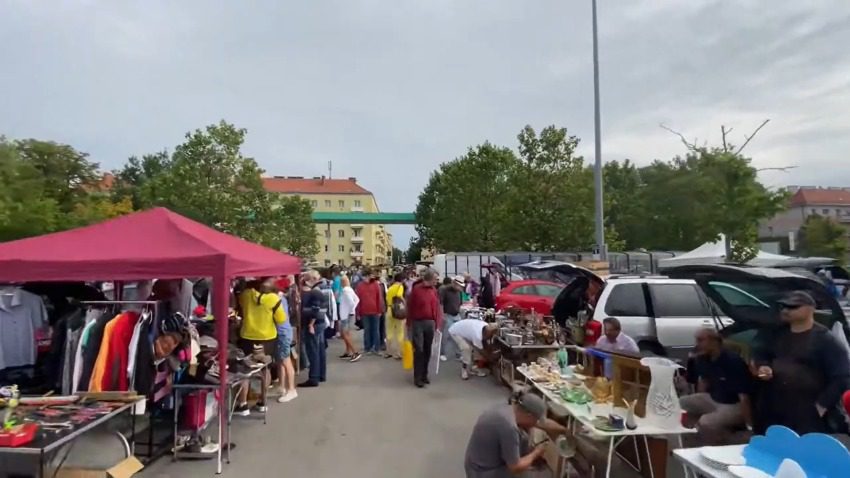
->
[262,176,371,195]
[789,187,850,207]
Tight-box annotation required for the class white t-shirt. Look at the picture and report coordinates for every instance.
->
[448,319,487,349]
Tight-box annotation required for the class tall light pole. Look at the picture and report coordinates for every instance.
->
[591,0,606,260]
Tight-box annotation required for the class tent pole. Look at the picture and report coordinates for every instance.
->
[212,272,230,472]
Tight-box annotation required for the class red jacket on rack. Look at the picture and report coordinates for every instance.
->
[102,311,139,391]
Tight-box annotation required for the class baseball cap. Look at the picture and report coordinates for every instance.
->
[777,291,816,308]
[516,392,547,423]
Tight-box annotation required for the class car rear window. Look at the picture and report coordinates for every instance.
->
[604,283,648,316]
[512,285,536,295]
[649,284,711,317]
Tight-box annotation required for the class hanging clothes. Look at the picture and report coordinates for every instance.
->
[78,311,113,391]
[72,309,102,393]
[0,288,48,370]
[89,314,122,392]
[101,311,139,391]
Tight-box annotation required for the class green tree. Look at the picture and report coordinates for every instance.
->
[0,139,62,241]
[405,235,426,263]
[799,214,848,263]
[121,120,318,256]
[15,139,100,217]
[415,142,518,251]
[391,247,404,265]
[502,125,595,251]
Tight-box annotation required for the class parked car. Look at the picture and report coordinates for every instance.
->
[495,279,563,314]
[666,264,849,343]
[518,261,736,359]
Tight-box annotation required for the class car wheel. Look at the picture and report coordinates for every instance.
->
[638,341,665,357]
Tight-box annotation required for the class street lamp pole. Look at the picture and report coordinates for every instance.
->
[591,0,606,260]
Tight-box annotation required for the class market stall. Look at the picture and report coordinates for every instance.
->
[515,347,695,478]
[0,208,301,475]
[0,391,144,478]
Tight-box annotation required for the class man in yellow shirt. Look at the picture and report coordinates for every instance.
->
[235,277,287,416]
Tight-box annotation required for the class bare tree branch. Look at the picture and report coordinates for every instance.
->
[720,125,729,152]
[735,119,770,154]
[660,123,698,151]
[756,165,797,173]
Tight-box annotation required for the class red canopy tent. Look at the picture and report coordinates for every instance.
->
[0,207,301,453]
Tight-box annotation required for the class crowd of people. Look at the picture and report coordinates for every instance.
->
[229,264,495,415]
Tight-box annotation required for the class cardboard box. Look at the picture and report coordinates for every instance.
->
[53,456,144,478]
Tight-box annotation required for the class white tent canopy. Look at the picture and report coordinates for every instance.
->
[658,235,792,268]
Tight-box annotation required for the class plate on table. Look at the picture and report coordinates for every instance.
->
[727,465,772,478]
[700,447,746,469]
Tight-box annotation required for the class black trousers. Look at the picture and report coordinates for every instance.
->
[411,319,435,384]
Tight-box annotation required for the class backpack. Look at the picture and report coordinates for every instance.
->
[392,296,407,319]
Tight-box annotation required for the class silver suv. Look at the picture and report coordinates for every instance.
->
[592,277,734,359]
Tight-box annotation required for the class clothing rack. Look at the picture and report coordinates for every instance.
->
[80,299,171,463]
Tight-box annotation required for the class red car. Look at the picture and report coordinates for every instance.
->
[495,280,564,314]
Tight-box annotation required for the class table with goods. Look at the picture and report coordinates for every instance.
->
[673,425,850,478]
[0,387,144,478]
[494,309,562,384]
[516,352,696,478]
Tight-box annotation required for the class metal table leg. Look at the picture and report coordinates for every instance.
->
[605,437,615,478]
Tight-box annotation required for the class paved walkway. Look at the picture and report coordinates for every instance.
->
[143,339,506,477]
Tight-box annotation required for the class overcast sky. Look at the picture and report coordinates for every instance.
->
[3,1,850,248]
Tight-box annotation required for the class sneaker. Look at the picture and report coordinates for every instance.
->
[349,352,363,363]
[423,377,430,385]
[277,390,298,403]
[461,367,470,380]
[383,353,393,359]
[234,403,251,417]
[253,401,267,413]
[474,369,488,377]
[393,355,402,360]
[339,353,352,359]
[440,355,448,362]
[299,380,319,388]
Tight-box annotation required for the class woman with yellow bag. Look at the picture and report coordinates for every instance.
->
[385,273,407,360]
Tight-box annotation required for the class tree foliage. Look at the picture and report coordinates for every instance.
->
[0,137,130,241]
[417,123,785,258]
[405,235,426,264]
[113,121,319,258]
[415,142,518,251]
[799,215,848,263]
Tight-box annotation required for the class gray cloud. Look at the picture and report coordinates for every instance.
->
[2,1,849,247]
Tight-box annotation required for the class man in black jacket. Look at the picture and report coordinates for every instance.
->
[753,291,850,434]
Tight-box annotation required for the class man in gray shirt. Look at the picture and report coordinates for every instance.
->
[465,392,565,477]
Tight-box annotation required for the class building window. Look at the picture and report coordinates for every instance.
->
[324,245,328,252]
[310,200,318,208]
[353,244,362,252]
[338,200,345,208]
[324,260,331,266]
[354,199,361,207]
[324,229,330,238]
[353,230,361,238]
[324,200,332,207]
[338,259,345,266]
[823,209,830,215]
[338,229,345,238]
[338,245,345,252]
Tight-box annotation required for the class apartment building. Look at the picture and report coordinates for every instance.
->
[262,176,393,267]
[759,186,850,253]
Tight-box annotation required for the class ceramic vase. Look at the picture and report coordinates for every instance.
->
[640,357,682,429]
